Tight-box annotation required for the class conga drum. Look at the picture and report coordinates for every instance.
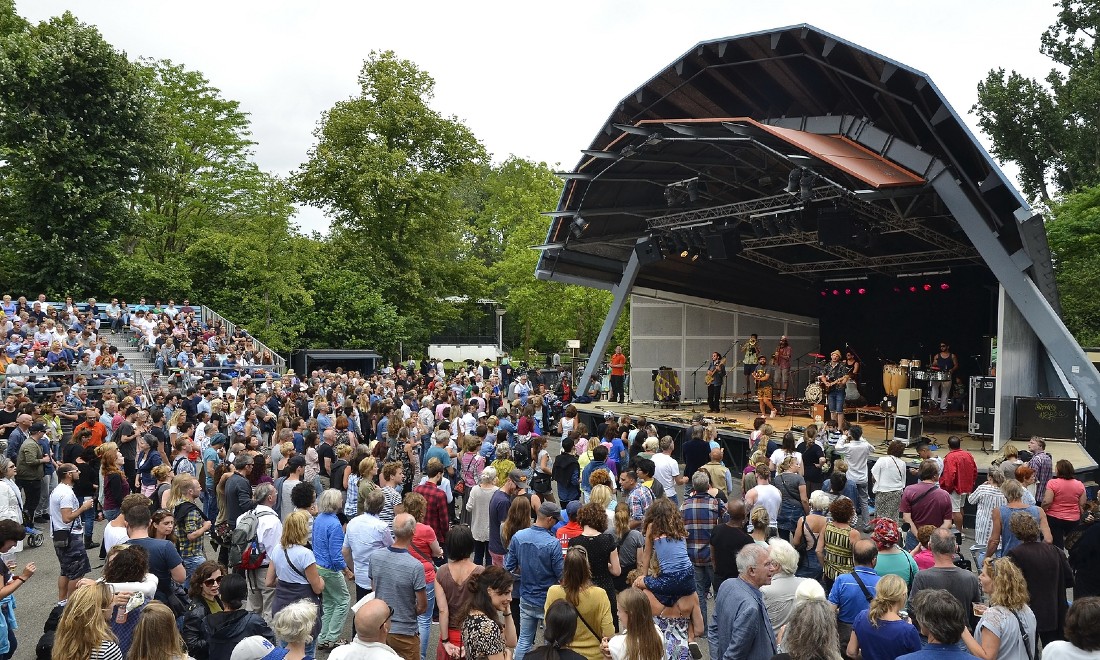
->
[882,364,896,397]
[890,367,907,396]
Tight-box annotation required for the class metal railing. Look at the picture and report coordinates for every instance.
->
[1,368,151,401]
[199,306,286,374]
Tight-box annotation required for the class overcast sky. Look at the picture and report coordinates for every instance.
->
[19,1,1058,235]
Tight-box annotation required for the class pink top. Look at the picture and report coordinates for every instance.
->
[411,523,438,583]
[912,548,934,570]
[1045,477,1084,521]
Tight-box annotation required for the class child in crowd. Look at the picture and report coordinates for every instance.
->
[632,498,695,606]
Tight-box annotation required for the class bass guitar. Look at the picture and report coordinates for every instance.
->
[705,357,726,385]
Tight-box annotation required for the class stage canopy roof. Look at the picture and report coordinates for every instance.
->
[537,24,1058,317]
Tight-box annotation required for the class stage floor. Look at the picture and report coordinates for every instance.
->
[574,398,1098,475]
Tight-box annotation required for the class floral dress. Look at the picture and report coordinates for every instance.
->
[655,615,690,660]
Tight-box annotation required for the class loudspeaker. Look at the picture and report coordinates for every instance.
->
[817,207,855,246]
[704,231,742,260]
[893,415,923,444]
[635,237,663,264]
[897,388,921,416]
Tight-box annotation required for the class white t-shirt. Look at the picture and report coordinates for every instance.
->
[651,452,680,494]
[835,437,872,483]
[269,543,316,585]
[871,456,908,493]
[1042,641,1100,660]
[770,449,803,470]
[103,522,130,555]
[50,483,87,538]
[608,625,665,660]
[748,484,782,524]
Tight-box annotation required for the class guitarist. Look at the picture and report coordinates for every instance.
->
[819,350,851,426]
[753,356,777,419]
[705,351,727,413]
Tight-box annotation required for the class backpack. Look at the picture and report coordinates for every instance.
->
[513,434,533,471]
[227,508,277,570]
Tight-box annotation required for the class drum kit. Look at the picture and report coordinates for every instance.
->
[802,352,828,403]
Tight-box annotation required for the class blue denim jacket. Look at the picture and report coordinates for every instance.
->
[504,524,563,604]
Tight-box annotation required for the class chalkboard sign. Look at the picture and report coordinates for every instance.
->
[1013,397,1078,440]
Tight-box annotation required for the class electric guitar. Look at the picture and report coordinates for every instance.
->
[705,358,726,385]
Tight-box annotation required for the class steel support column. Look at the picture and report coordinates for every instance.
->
[931,174,1100,426]
[577,241,644,400]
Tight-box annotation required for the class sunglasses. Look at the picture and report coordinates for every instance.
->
[203,576,223,587]
[381,605,394,629]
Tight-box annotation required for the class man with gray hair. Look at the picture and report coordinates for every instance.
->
[370,513,427,660]
[710,543,778,660]
[900,590,975,660]
[681,470,722,626]
[909,528,981,630]
[343,489,394,601]
[652,435,688,503]
[246,481,282,618]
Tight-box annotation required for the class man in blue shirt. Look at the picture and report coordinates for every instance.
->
[829,539,881,648]
[898,589,982,660]
[580,445,616,500]
[505,501,564,660]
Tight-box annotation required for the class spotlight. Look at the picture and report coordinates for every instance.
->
[845,289,852,295]
[690,251,700,262]
[909,286,917,293]
[832,289,840,296]
[923,284,932,291]
[940,283,950,290]
[785,168,802,195]
[821,291,827,297]
[857,288,867,295]
[686,179,699,203]
[751,218,767,239]
[894,287,901,293]
[800,172,816,201]
[570,217,589,238]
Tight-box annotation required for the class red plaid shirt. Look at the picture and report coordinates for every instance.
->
[414,481,450,545]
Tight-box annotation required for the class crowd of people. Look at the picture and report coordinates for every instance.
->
[0,295,1098,660]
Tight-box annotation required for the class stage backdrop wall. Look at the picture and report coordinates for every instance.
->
[629,287,820,403]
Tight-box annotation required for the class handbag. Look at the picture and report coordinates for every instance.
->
[530,471,552,494]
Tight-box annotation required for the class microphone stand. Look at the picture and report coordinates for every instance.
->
[721,340,739,412]
[689,356,710,412]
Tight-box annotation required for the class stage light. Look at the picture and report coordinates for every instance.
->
[832,289,840,296]
[858,288,867,295]
[909,286,917,293]
[570,217,589,238]
[785,168,802,195]
[923,284,932,291]
[893,287,901,293]
[800,172,817,201]
[821,291,827,297]
[690,251,700,262]
[845,288,852,295]
[940,283,950,290]
[751,217,767,239]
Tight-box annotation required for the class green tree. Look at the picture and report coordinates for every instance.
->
[485,157,625,353]
[1047,183,1100,346]
[0,11,159,293]
[294,50,487,345]
[974,0,1100,202]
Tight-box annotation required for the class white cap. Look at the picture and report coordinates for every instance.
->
[230,636,278,660]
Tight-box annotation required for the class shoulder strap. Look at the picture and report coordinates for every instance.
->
[283,546,308,580]
[568,600,601,640]
[851,569,874,602]
[802,518,818,547]
[1010,609,1035,660]
[909,483,940,506]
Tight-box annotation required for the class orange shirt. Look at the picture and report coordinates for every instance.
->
[610,353,627,377]
[74,420,109,448]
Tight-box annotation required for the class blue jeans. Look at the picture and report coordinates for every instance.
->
[417,581,436,660]
[828,389,845,414]
[182,554,205,591]
[81,506,96,544]
[694,564,714,627]
[516,598,545,660]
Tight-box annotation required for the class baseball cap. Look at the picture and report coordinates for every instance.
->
[507,469,528,486]
[230,636,278,660]
[287,455,306,470]
[476,411,487,419]
[538,501,562,521]
[566,500,581,518]
[29,422,46,434]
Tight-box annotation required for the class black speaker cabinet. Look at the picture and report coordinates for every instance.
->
[969,376,996,437]
[893,414,923,444]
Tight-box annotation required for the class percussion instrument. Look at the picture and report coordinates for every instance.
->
[910,369,933,380]
[804,382,823,404]
[927,370,951,382]
[808,353,825,359]
[898,359,911,368]
[910,359,922,368]
[882,364,906,396]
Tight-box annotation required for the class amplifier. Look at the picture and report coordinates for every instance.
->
[897,388,922,417]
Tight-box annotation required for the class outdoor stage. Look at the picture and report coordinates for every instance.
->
[573,398,1098,482]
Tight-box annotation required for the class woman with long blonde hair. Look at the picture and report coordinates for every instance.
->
[128,601,189,660]
[607,587,663,660]
[962,557,1037,660]
[847,573,920,660]
[52,583,120,660]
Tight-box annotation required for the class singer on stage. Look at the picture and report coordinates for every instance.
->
[706,351,726,413]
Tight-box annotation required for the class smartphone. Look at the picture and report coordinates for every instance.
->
[688,642,703,660]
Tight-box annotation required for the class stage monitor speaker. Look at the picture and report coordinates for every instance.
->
[704,231,742,260]
[635,237,663,264]
[893,414,923,444]
[897,388,921,416]
[968,376,996,437]
[817,207,855,246]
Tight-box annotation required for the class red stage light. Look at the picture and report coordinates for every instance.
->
[858,288,867,295]
[821,291,827,296]
[922,284,932,291]
[940,283,950,290]
[893,287,901,293]
[832,289,840,296]
[845,288,852,295]
[909,286,917,293]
